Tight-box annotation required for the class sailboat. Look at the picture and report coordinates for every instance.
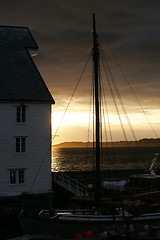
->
[21,14,160,239]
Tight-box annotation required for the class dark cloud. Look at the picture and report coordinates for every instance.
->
[0,0,160,109]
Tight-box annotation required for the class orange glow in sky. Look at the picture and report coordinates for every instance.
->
[52,105,160,145]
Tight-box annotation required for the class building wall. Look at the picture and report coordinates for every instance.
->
[0,102,52,196]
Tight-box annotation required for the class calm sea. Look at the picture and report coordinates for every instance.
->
[52,146,160,172]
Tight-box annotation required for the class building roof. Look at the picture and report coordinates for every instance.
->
[0,26,55,103]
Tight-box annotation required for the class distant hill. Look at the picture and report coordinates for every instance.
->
[53,138,160,148]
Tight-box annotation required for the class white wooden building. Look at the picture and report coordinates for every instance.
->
[0,26,55,196]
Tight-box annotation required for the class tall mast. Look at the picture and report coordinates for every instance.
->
[92,13,101,209]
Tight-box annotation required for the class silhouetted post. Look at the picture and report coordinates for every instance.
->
[92,13,101,210]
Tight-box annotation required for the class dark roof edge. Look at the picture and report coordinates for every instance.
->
[0,100,55,104]
[0,25,28,28]
[0,25,38,49]
[25,27,38,49]
[25,48,55,103]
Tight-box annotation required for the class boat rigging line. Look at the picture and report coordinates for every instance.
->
[111,49,159,139]
[100,79,114,147]
[52,52,92,141]
[99,30,159,139]
[101,43,138,143]
[29,52,92,193]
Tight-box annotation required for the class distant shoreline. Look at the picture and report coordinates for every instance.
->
[53,138,160,148]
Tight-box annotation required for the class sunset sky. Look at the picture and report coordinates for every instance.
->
[1,0,160,144]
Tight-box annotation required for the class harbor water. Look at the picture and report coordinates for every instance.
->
[52,146,160,172]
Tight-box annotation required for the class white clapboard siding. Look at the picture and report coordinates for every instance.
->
[0,102,52,196]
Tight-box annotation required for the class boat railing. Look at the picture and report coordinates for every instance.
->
[53,172,88,197]
[39,208,99,216]
[55,209,91,215]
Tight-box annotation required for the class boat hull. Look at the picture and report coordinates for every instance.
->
[22,216,118,238]
[21,212,160,239]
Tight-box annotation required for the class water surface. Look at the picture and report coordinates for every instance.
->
[52,146,160,172]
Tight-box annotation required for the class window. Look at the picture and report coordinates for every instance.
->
[9,169,25,184]
[16,137,26,153]
[19,169,24,183]
[16,105,26,123]
[10,170,16,184]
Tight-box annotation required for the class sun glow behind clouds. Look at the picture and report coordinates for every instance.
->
[52,105,160,145]
[52,107,90,128]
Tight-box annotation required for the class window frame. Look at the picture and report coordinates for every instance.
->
[10,169,16,184]
[9,169,25,185]
[15,104,26,124]
[16,136,26,153]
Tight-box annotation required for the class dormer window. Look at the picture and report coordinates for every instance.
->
[16,105,26,123]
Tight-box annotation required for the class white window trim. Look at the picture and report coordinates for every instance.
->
[8,168,26,185]
[15,136,27,154]
[14,104,28,125]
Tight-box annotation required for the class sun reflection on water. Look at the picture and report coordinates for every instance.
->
[51,147,160,172]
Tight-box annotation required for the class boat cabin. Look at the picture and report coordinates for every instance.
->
[125,173,160,193]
